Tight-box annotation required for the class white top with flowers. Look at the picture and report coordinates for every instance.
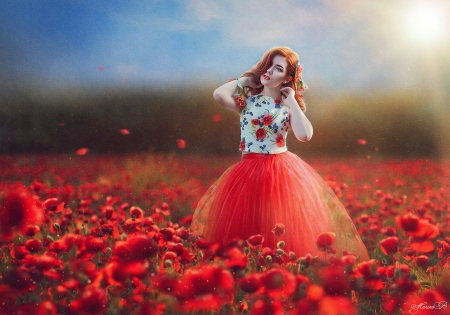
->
[239,95,289,154]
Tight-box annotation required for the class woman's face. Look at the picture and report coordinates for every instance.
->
[260,55,290,89]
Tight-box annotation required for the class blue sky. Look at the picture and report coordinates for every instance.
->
[1,0,449,92]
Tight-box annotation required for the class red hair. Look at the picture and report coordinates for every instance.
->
[241,47,306,111]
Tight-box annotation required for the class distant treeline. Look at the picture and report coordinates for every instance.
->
[0,85,438,157]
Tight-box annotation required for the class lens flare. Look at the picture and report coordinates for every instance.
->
[404,2,447,45]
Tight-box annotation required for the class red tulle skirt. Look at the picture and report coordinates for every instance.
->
[191,151,370,262]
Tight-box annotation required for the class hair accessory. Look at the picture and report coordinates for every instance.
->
[293,61,307,92]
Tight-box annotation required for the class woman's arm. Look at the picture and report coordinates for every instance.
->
[212,80,242,114]
[280,87,313,142]
[213,76,262,114]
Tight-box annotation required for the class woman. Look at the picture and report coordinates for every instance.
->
[191,46,369,261]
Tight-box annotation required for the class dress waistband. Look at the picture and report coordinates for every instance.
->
[241,152,286,161]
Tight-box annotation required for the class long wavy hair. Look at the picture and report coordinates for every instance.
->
[241,46,306,112]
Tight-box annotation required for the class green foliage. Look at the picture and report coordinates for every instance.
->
[0,86,438,157]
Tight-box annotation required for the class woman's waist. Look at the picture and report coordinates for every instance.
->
[241,151,287,160]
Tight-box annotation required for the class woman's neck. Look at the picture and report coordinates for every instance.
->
[261,86,282,99]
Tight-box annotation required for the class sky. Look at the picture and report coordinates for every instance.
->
[1,0,449,93]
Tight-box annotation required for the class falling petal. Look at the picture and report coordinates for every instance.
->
[76,148,88,155]
[177,139,186,149]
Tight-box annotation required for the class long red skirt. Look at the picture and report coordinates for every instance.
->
[191,151,369,262]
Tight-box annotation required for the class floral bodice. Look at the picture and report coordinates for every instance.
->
[239,95,290,154]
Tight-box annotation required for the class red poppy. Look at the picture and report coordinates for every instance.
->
[49,239,69,254]
[251,299,284,315]
[379,236,399,255]
[25,239,43,252]
[24,225,40,237]
[262,113,273,126]
[223,247,248,269]
[129,206,144,219]
[85,236,107,252]
[43,198,60,211]
[271,223,285,237]
[113,234,157,262]
[413,255,429,268]
[174,265,234,311]
[275,134,285,147]
[25,254,58,270]
[320,266,350,295]
[396,214,439,253]
[71,287,107,315]
[396,213,420,233]
[247,234,264,248]
[255,128,267,140]
[316,232,336,251]
[260,267,296,298]
[319,296,356,315]
[30,180,45,193]
[238,273,261,293]
[0,187,43,239]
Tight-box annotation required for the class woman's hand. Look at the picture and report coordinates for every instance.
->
[241,75,263,89]
[279,86,313,142]
[279,87,296,106]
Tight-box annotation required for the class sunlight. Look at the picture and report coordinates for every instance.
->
[404,2,447,45]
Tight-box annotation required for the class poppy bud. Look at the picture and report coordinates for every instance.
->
[277,241,285,249]
[164,260,173,268]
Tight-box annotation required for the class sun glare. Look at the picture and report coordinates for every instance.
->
[404,2,447,45]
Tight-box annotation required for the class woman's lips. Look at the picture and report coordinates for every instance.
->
[263,75,270,80]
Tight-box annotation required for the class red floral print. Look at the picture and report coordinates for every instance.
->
[251,119,260,126]
[234,96,246,109]
[255,128,267,140]
[239,140,245,151]
[276,134,285,147]
[262,113,273,125]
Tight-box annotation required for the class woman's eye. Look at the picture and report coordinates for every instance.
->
[276,67,282,72]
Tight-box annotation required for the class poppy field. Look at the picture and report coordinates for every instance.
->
[0,153,449,315]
